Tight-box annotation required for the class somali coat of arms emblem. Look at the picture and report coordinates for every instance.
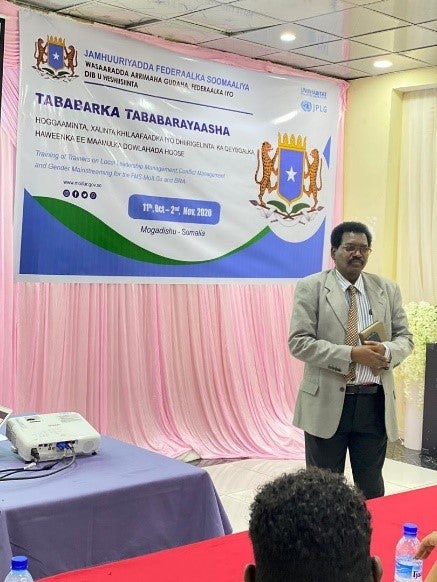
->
[252,133,324,226]
[33,35,78,80]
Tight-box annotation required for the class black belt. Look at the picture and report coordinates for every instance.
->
[345,383,382,395]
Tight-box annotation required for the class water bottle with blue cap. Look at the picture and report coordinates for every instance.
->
[394,523,423,581]
[3,556,33,581]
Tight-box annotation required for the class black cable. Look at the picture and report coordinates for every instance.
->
[0,447,76,481]
[0,459,60,473]
[0,469,27,479]
[0,453,75,481]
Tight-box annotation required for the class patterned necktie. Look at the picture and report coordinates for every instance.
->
[344,285,358,383]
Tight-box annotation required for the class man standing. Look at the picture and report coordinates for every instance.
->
[289,221,413,499]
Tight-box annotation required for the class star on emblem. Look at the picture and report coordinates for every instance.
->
[286,166,297,181]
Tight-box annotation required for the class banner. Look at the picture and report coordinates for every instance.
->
[15,9,345,283]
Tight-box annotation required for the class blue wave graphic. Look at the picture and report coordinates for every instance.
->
[19,191,325,278]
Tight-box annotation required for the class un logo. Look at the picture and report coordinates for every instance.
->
[301,100,312,112]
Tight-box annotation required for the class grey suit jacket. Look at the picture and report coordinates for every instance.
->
[288,269,413,441]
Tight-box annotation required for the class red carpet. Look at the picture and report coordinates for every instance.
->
[42,485,437,582]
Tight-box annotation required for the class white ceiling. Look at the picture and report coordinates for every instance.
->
[12,0,437,79]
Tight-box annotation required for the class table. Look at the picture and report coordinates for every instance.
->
[0,435,231,580]
[39,485,437,582]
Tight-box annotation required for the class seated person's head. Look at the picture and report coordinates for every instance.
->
[245,467,382,582]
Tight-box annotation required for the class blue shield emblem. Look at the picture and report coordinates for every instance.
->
[48,42,64,70]
[278,147,305,203]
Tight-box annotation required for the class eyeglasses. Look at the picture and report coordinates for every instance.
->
[340,244,372,255]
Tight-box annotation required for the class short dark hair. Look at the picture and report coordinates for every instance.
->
[248,467,372,582]
[331,221,372,248]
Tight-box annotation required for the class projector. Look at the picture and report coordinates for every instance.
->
[6,412,101,461]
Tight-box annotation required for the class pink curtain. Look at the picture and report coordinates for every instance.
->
[0,0,345,459]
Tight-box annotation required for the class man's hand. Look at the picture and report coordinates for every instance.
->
[415,531,437,560]
[351,341,389,372]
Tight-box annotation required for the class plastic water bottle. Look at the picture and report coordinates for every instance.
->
[394,523,423,581]
[3,556,33,581]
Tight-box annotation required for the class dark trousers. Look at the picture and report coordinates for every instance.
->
[304,387,387,499]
